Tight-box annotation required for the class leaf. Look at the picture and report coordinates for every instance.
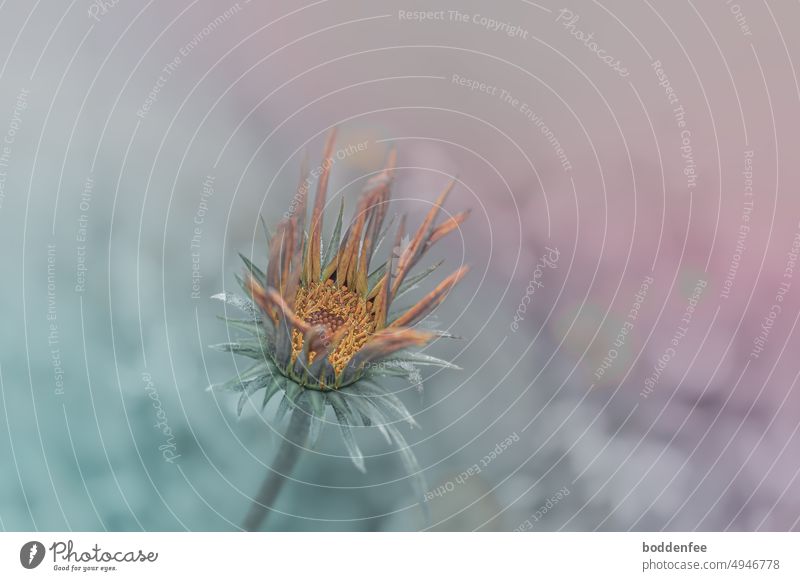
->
[385,422,428,521]
[234,273,249,296]
[305,389,326,417]
[273,319,294,367]
[303,390,327,447]
[367,261,388,292]
[239,252,266,286]
[355,380,418,428]
[327,392,362,428]
[211,292,259,318]
[395,260,444,298]
[347,394,391,444]
[365,366,414,379]
[372,213,396,258]
[330,401,365,473]
[340,391,372,426]
[283,381,304,409]
[207,361,273,393]
[208,340,269,360]
[262,375,286,409]
[275,393,293,423]
[216,315,265,338]
[383,351,461,370]
[363,359,417,380]
[427,330,462,340]
[308,413,324,448]
[237,391,251,416]
[260,214,273,250]
[237,376,270,416]
[322,197,345,275]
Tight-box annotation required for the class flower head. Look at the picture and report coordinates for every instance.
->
[210,130,468,517]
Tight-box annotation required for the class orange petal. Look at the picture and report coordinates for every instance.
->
[356,198,384,296]
[279,217,297,300]
[254,280,310,334]
[373,214,406,328]
[329,150,396,290]
[293,155,310,244]
[266,219,291,291]
[390,264,469,328]
[427,209,471,247]
[304,128,337,282]
[338,193,370,288]
[322,223,350,281]
[366,212,405,302]
[363,148,396,265]
[245,274,275,321]
[391,179,456,297]
[352,327,436,366]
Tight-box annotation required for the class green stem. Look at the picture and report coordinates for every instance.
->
[243,407,311,531]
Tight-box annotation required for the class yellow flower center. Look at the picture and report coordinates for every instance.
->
[291,280,376,375]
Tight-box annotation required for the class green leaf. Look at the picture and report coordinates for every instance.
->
[327,392,362,428]
[347,394,391,444]
[301,391,326,447]
[385,422,428,522]
[372,213,395,258]
[386,303,412,324]
[208,340,269,360]
[262,375,286,409]
[428,330,462,340]
[362,213,397,281]
[271,313,296,367]
[274,379,304,422]
[260,214,273,250]
[211,292,258,318]
[305,389,326,417]
[344,395,372,426]
[234,272,248,295]
[275,393,293,423]
[284,381,304,408]
[367,261,388,292]
[237,376,270,416]
[239,252,267,286]
[308,413,324,447]
[216,315,264,338]
[356,381,418,428]
[395,260,444,298]
[330,402,365,473]
[207,361,273,393]
[364,361,416,380]
[322,197,345,274]
[383,351,461,370]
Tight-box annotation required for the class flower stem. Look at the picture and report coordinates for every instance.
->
[243,407,311,531]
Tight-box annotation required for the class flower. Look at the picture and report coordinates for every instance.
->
[209,130,469,528]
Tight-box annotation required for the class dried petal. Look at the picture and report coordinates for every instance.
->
[347,327,436,374]
[305,129,337,282]
[390,265,469,328]
[427,209,471,247]
[391,179,456,297]
[246,276,310,334]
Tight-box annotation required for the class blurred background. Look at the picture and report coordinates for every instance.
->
[2,0,800,531]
